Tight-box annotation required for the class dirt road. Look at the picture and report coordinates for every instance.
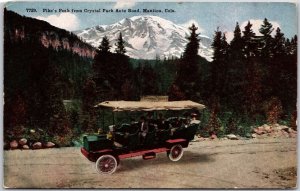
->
[4,137,297,189]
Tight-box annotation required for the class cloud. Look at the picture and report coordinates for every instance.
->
[114,0,136,9]
[224,31,234,43]
[180,19,205,33]
[36,13,80,31]
[241,19,280,36]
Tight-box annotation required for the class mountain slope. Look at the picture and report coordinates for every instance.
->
[4,9,96,58]
[75,16,213,61]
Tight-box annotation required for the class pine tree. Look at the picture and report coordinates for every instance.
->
[290,35,297,55]
[98,36,111,53]
[242,21,256,57]
[227,23,245,111]
[259,18,274,58]
[174,24,201,100]
[259,18,274,36]
[179,23,200,82]
[270,27,285,97]
[183,24,200,59]
[210,29,229,98]
[273,27,285,56]
[277,35,297,113]
[221,33,229,56]
[115,32,126,55]
[210,29,222,95]
[230,22,243,51]
[285,38,292,55]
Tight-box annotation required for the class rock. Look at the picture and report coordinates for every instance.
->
[280,125,289,131]
[258,125,266,131]
[251,134,257,138]
[22,145,30,150]
[288,128,296,134]
[44,142,55,148]
[32,142,42,149]
[254,128,262,135]
[280,130,289,138]
[10,140,18,149]
[245,133,252,138]
[262,124,270,130]
[274,130,283,137]
[273,124,282,131]
[226,134,239,140]
[18,138,27,145]
[30,129,35,133]
[264,125,272,133]
[210,134,218,140]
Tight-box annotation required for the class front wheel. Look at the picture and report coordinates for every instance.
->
[95,154,118,174]
[167,144,184,161]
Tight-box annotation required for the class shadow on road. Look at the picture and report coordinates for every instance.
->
[117,151,214,172]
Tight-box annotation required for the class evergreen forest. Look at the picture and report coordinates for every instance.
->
[4,10,297,146]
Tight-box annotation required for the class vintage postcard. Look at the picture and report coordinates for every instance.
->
[3,1,297,189]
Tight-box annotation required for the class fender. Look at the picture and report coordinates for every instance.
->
[166,138,189,148]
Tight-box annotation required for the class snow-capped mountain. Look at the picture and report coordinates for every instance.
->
[75,16,213,61]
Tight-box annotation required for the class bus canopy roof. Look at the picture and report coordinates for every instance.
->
[95,100,205,112]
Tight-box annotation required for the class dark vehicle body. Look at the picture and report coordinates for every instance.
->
[81,100,205,174]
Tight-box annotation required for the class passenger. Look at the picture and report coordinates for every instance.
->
[190,113,201,124]
[157,113,166,130]
[146,112,155,125]
[98,127,104,134]
[170,117,180,136]
[182,112,191,128]
[146,112,153,119]
[130,118,139,134]
[175,116,182,127]
[182,118,189,128]
[139,116,148,144]
[106,125,114,140]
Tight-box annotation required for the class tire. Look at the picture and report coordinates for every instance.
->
[95,154,118,174]
[167,144,184,161]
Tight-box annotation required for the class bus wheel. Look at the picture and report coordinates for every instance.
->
[167,144,184,161]
[95,154,118,174]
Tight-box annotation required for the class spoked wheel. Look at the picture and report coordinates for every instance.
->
[95,155,118,174]
[167,144,184,161]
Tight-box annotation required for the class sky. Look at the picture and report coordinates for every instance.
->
[5,1,298,41]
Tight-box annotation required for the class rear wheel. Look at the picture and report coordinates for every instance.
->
[167,144,184,161]
[95,154,118,174]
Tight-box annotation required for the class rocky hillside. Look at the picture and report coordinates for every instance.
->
[4,9,96,58]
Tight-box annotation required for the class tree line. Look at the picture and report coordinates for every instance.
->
[4,9,297,145]
[87,18,297,135]
[172,19,297,135]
